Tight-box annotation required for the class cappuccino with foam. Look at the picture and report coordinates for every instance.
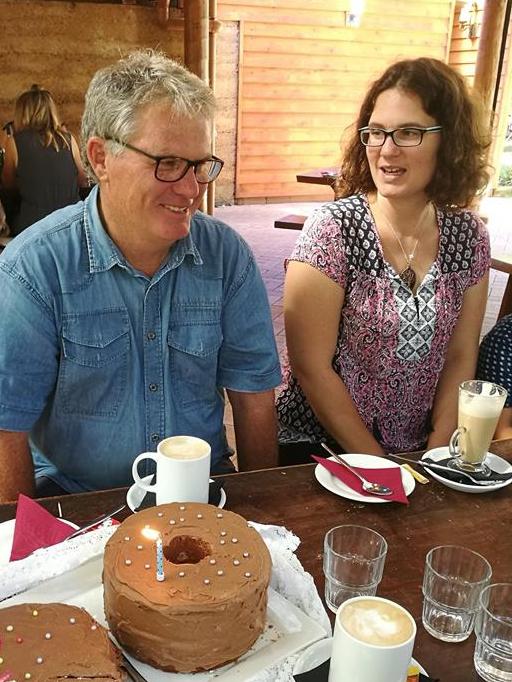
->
[339,598,414,647]
[450,381,507,470]
[160,436,210,461]
[328,596,416,682]
[132,436,211,504]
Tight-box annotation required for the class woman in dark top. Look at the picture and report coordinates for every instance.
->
[0,85,88,235]
[478,314,512,439]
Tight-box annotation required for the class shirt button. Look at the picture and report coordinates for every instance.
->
[149,383,158,392]
[147,331,156,341]
[151,433,159,443]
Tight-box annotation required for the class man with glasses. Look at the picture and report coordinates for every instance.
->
[0,50,281,501]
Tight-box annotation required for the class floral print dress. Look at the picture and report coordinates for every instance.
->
[276,195,490,453]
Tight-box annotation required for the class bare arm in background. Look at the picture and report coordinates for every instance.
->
[1,135,17,189]
[0,430,34,503]
[227,388,278,471]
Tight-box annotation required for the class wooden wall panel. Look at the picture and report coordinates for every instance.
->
[448,0,482,85]
[0,0,237,203]
[447,0,512,192]
[0,0,184,140]
[219,0,456,201]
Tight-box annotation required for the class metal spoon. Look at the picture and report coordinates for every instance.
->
[321,443,393,496]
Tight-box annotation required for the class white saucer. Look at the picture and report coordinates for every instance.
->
[293,637,428,676]
[314,454,415,504]
[422,447,512,494]
[0,518,78,566]
[126,476,226,512]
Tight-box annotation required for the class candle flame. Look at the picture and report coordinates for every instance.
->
[141,528,160,541]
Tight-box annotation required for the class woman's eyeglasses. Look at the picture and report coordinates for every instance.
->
[358,126,442,147]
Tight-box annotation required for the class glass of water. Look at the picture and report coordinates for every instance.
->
[474,583,512,681]
[323,525,388,613]
[422,545,492,642]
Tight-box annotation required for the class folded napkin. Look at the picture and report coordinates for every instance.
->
[1,521,117,602]
[9,494,76,561]
[293,657,439,682]
[423,457,512,485]
[312,456,409,504]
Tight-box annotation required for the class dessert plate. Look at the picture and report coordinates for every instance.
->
[293,637,428,676]
[422,447,512,494]
[0,517,78,566]
[314,454,415,503]
[2,557,326,682]
[126,475,227,512]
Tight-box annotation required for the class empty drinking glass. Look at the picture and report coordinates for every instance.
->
[422,545,492,642]
[323,525,388,613]
[474,583,512,682]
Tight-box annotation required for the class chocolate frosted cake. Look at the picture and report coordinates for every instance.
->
[103,502,272,672]
[0,602,124,681]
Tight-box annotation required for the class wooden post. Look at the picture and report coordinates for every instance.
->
[207,0,217,216]
[473,0,508,126]
[184,0,209,213]
[184,0,209,81]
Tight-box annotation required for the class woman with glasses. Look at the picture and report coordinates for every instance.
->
[277,57,490,463]
[0,85,88,236]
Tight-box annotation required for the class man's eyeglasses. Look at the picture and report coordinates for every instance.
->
[105,137,224,183]
[358,126,442,147]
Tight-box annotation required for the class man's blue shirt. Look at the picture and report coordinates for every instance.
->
[0,187,281,491]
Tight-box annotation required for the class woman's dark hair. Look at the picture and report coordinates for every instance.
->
[336,58,490,208]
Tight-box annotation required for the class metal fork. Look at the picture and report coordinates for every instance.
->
[65,504,126,539]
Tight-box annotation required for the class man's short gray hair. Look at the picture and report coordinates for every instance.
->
[81,49,216,178]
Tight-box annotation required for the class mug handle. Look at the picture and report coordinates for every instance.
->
[449,427,466,456]
[132,452,158,492]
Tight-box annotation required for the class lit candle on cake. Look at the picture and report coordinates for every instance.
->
[156,535,164,581]
[142,527,164,582]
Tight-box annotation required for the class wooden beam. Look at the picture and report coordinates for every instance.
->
[473,0,508,123]
[184,0,209,213]
[185,0,209,81]
[207,0,217,216]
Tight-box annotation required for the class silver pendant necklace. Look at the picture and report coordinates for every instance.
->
[378,202,431,290]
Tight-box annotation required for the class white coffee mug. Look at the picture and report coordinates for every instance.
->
[132,435,211,505]
[328,596,416,682]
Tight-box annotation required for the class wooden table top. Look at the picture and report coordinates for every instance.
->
[2,441,512,681]
[296,168,338,186]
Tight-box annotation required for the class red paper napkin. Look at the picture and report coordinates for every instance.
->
[9,494,75,561]
[312,456,409,504]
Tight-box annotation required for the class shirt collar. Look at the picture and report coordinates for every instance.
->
[83,185,203,276]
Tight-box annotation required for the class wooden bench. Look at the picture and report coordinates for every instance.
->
[491,254,512,319]
[274,214,306,230]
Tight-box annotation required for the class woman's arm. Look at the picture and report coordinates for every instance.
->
[1,135,18,189]
[284,260,385,455]
[427,272,489,449]
[70,135,89,188]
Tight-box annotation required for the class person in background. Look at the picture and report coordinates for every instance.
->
[477,314,512,439]
[0,50,280,502]
[276,57,490,464]
[0,84,88,235]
